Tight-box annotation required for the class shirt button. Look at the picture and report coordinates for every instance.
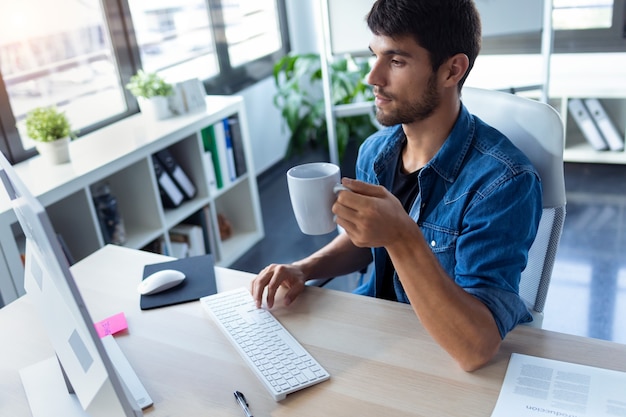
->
[430,240,436,247]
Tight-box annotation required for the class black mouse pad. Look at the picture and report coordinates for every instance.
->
[139,254,217,310]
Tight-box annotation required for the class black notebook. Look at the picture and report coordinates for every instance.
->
[140,254,217,310]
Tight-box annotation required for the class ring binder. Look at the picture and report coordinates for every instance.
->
[156,148,197,199]
[584,98,625,152]
[568,98,608,151]
[152,155,184,208]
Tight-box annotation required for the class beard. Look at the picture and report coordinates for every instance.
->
[374,73,440,126]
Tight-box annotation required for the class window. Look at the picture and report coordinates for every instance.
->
[480,0,626,55]
[223,0,283,68]
[553,0,614,30]
[204,0,289,94]
[0,0,129,162]
[127,0,219,81]
[0,0,289,164]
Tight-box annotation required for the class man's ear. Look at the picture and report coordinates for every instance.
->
[440,53,470,87]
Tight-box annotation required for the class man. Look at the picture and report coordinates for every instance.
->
[251,0,542,371]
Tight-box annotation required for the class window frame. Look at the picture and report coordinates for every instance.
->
[481,0,626,54]
[0,0,290,164]
[204,0,291,94]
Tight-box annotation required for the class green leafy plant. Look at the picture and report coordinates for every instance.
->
[273,53,377,161]
[25,106,76,142]
[125,70,173,98]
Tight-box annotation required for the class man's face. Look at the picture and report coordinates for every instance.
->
[367,34,440,127]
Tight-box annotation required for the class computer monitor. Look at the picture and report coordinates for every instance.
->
[0,151,143,417]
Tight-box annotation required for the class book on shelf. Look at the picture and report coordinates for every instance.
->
[152,155,184,208]
[201,117,246,190]
[212,121,231,188]
[170,223,206,257]
[141,237,167,255]
[227,116,248,177]
[222,118,237,183]
[568,98,608,151]
[584,98,625,152]
[202,123,230,189]
[169,241,190,258]
[155,148,196,199]
[202,151,218,194]
[201,125,224,189]
[183,206,217,258]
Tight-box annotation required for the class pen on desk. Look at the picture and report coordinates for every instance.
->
[234,390,254,417]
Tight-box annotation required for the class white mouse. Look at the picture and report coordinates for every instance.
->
[138,269,186,295]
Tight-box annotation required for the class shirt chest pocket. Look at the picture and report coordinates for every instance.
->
[419,223,458,275]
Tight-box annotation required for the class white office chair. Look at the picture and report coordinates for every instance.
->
[461,87,566,328]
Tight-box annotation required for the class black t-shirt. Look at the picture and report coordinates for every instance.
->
[379,153,421,301]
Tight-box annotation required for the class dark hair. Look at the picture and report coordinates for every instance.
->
[366,0,481,89]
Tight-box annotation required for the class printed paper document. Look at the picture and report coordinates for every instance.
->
[491,353,626,417]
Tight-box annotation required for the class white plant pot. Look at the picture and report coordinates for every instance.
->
[36,137,71,165]
[138,96,172,120]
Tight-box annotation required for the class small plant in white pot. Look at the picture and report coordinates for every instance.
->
[126,70,174,120]
[25,106,76,165]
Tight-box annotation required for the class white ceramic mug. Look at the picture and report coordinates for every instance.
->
[287,162,347,235]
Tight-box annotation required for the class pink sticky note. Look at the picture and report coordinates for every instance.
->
[94,312,128,338]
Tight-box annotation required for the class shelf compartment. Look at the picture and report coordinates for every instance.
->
[563,97,626,164]
[214,178,263,266]
[218,230,263,267]
[162,197,211,230]
[47,190,101,263]
[164,133,210,202]
[96,158,163,251]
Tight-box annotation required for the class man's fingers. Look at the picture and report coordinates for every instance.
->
[341,178,386,197]
[250,263,306,309]
[251,267,272,308]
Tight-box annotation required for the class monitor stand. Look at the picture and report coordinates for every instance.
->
[20,336,151,417]
[20,357,89,417]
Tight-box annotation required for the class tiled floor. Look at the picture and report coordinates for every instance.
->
[542,163,626,344]
[231,156,626,345]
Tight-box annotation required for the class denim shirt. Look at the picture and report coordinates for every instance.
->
[353,103,541,338]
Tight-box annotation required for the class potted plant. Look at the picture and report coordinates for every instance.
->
[25,106,76,165]
[272,53,377,165]
[125,70,174,120]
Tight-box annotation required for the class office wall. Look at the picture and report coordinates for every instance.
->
[239,77,287,174]
[285,0,319,54]
[242,0,320,175]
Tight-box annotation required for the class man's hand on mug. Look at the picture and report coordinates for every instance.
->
[333,178,410,248]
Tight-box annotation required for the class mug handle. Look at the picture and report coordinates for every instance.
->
[333,184,349,193]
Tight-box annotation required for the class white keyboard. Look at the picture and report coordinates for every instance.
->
[200,288,330,401]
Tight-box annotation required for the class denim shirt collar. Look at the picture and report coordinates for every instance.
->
[427,103,474,183]
[372,103,474,183]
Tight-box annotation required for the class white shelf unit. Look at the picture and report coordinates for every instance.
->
[467,53,626,165]
[559,97,626,164]
[0,95,264,305]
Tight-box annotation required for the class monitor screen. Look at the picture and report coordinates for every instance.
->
[0,151,143,417]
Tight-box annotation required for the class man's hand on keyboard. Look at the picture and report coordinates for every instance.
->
[251,263,307,309]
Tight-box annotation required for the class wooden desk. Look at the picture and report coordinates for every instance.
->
[1,245,625,416]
